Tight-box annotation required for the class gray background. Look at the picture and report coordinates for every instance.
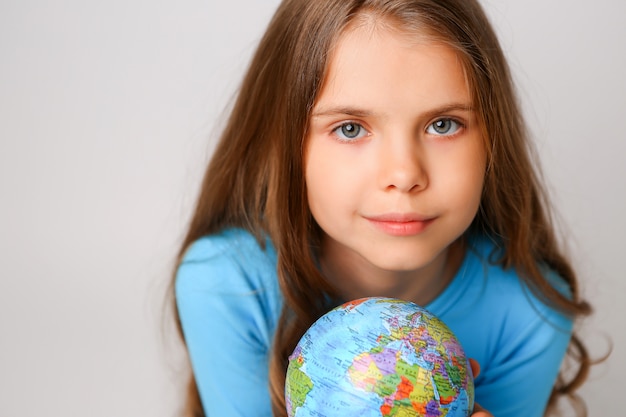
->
[0,0,623,415]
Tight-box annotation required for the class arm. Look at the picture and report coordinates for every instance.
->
[175,233,280,417]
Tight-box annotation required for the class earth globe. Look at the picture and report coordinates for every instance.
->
[285,297,474,417]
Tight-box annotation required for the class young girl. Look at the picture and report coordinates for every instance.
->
[172,0,592,416]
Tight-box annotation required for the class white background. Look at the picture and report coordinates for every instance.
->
[0,0,623,415]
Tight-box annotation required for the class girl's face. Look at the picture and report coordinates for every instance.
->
[305,24,486,276]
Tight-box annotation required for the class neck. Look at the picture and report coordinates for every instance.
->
[319,238,465,306]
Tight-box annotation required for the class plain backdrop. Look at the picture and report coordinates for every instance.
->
[0,0,623,415]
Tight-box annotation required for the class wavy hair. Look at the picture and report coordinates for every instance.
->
[172,1,593,416]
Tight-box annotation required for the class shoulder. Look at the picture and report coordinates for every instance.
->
[443,236,574,367]
[467,236,572,319]
[175,228,282,350]
[433,235,575,366]
[176,228,279,296]
[181,227,274,267]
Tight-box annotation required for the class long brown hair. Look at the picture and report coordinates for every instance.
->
[172,1,593,416]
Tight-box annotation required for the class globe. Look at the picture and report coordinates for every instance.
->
[285,297,474,417]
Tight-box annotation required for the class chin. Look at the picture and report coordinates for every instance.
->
[366,251,440,273]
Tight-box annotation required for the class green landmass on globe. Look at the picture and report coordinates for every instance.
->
[285,297,474,417]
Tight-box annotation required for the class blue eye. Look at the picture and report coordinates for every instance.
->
[427,118,462,136]
[333,122,368,141]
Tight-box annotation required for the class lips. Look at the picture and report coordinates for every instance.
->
[364,213,435,236]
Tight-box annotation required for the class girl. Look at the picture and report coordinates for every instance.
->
[173,0,592,416]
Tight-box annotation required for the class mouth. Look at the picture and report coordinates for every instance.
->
[364,213,435,236]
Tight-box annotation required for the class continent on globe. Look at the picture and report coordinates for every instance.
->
[285,297,474,417]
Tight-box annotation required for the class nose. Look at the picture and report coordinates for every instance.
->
[377,135,427,193]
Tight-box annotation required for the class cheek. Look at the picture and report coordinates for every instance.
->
[305,143,337,219]
[306,162,351,216]
[461,151,487,210]
[305,145,369,233]
[437,143,486,208]
[305,140,359,201]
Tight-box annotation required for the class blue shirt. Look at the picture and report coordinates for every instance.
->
[176,228,573,417]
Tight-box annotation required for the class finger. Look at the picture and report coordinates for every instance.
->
[472,401,493,417]
[469,358,480,378]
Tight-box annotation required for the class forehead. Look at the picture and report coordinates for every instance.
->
[314,21,471,115]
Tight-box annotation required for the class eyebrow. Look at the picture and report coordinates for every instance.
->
[310,103,475,119]
[311,106,377,119]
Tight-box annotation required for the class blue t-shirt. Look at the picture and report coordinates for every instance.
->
[176,228,573,417]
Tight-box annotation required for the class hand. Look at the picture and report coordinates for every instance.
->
[469,359,493,417]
